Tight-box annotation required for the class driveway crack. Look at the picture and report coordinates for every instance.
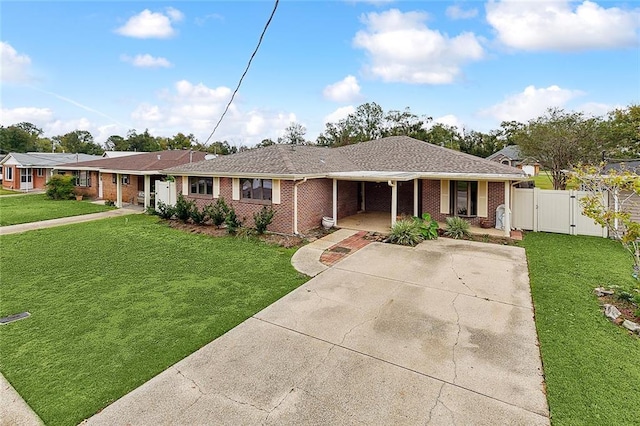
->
[451,294,461,384]
[175,367,205,396]
[450,253,476,296]
[424,382,445,425]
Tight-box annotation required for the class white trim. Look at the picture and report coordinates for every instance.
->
[116,173,122,208]
[332,179,338,227]
[503,181,511,237]
[413,178,419,217]
[389,181,397,227]
[144,175,151,209]
[181,176,188,195]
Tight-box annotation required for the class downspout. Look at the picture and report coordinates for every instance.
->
[293,178,308,235]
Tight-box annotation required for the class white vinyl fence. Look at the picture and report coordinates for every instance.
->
[512,188,608,237]
[155,180,176,210]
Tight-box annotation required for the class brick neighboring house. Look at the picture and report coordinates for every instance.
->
[165,136,529,236]
[58,150,207,208]
[0,152,101,191]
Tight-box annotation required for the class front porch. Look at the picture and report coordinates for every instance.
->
[337,211,508,238]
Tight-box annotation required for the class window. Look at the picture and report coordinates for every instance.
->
[450,181,477,216]
[241,178,272,201]
[74,171,91,187]
[4,167,13,181]
[111,174,129,185]
[37,168,44,177]
[189,177,213,195]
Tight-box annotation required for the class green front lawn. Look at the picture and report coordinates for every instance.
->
[0,188,21,196]
[0,215,308,425]
[0,193,114,226]
[523,233,640,425]
[533,171,578,190]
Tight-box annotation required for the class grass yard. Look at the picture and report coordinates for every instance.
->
[533,171,578,190]
[0,193,114,226]
[0,188,21,196]
[523,233,640,425]
[0,215,308,425]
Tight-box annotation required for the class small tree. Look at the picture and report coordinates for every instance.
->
[253,206,275,234]
[174,193,195,223]
[204,197,230,228]
[572,164,640,278]
[45,175,75,200]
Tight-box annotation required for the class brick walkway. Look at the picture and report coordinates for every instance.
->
[319,231,371,266]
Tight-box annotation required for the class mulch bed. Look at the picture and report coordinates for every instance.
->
[598,294,640,324]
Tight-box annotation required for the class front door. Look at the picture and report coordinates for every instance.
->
[20,168,33,190]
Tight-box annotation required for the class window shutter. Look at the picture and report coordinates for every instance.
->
[213,177,220,198]
[477,181,488,218]
[182,176,188,195]
[440,180,450,215]
[272,179,281,204]
[232,178,240,200]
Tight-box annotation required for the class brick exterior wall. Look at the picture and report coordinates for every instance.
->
[73,171,100,199]
[364,182,390,212]
[337,180,359,219]
[102,173,140,204]
[297,178,333,233]
[2,165,17,190]
[422,179,505,227]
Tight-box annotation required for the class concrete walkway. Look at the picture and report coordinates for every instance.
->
[0,373,43,426]
[84,237,548,425]
[290,228,359,277]
[0,207,142,235]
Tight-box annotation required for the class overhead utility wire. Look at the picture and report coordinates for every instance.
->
[204,0,280,145]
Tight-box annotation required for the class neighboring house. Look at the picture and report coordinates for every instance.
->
[58,150,207,208]
[164,136,528,236]
[102,151,147,158]
[0,152,101,191]
[487,146,540,177]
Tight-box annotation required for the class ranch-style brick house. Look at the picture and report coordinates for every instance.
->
[58,150,207,208]
[164,136,529,236]
[0,152,101,191]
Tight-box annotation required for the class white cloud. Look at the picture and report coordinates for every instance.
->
[121,54,173,68]
[353,9,484,84]
[0,106,53,125]
[1,41,32,83]
[446,5,478,20]
[480,85,583,122]
[486,0,640,51]
[323,75,361,102]
[324,105,356,124]
[131,80,297,146]
[578,101,621,118]
[115,8,183,39]
[433,114,464,131]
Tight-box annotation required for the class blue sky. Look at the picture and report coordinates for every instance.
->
[1,0,639,147]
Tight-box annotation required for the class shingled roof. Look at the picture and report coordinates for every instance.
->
[165,136,527,179]
[60,150,207,173]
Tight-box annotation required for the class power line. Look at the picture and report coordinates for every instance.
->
[204,0,280,145]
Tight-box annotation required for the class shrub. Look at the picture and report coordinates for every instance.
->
[253,206,275,234]
[225,206,242,234]
[235,226,256,240]
[413,213,439,240]
[189,205,208,225]
[174,193,195,223]
[205,197,230,228]
[444,216,471,239]
[389,219,423,246]
[45,175,75,200]
[155,201,175,220]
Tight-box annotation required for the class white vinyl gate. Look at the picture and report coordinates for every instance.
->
[512,188,608,237]
[155,180,176,210]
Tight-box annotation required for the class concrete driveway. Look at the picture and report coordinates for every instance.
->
[85,239,549,425]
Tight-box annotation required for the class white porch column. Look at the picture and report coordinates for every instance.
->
[503,181,511,237]
[413,178,419,217]
[390,181,397,227]
[116,174,122,208]
[332,179,338,227]
[144,175,151,209]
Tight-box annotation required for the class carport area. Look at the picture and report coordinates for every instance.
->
[85,239,548,425]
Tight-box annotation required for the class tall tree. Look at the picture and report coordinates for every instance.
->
[424,123,461,149]
[104,135,126,151]
[280,122,307,145]
[601,104,640,159]
[0,122,42,153]
[383,107,431,139]
[316,102,384,147]
[53,130,103,155]
[514,108,604,190]
[125,129,161,152]
[167,133,196,150]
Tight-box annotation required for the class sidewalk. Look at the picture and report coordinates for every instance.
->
[0,373,43,426]
[0,207,142,235]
